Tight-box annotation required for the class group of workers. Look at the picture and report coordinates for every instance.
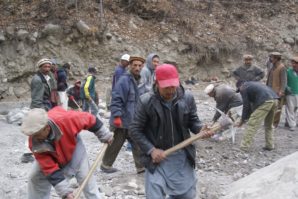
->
[19,51,297,199]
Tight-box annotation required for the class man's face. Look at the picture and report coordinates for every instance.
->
[75,82,81,88]
[271,56,280,64]
[32,125,50,142]
[130,60,144,77]
[40,63,51,75]
[157,84,177,101]
[291,60,298,72]
[152,57,160,70]
[244,58,252,66]
[121,60,129,67]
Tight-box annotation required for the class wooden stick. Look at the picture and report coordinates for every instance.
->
[74,143,108,199]
[164,123,221,157]
[72,99,82,111]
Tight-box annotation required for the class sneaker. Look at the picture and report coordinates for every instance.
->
[21,153,34,163]
[262,146,274,151]
[100,165,118,173]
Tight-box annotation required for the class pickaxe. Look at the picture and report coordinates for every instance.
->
[164,115,233,157]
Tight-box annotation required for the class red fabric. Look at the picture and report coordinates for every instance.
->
[29,107,96,176]
[113,117,122,127]
[155,64,179,88]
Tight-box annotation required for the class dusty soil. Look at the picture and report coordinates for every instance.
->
[0,83,297,199]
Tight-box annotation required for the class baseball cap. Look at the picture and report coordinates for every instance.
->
[121,54,130,62]
[155,64,179,88]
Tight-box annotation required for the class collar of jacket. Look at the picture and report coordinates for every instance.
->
[31,119,63,153]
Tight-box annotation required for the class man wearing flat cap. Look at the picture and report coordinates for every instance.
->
[22,107,113,199]
[100,56,145,174]
[266,52,287,127]
[130,64,214,199]
[30,58,54,111]
[233,54,265,81]
[285,56,298,131]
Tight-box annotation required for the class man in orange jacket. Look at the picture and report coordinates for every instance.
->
[21,107,113,199]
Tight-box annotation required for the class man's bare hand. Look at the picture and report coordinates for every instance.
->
[64,193,74,199]
[199,129,215,139]
[151,148,166,164]
[107,137,114,145]
[234,120,244,127]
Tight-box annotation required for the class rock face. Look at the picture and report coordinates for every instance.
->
[0,1,298,100]
[222,152,298,199]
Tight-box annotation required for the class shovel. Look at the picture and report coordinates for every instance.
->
[74,143,108,199]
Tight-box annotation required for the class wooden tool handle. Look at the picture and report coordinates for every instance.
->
[164,123,221,157]
[74,143,108,199]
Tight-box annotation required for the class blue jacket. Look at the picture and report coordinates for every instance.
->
[57,68,68,91]
[110,72,140,129]
[112,65,126,90]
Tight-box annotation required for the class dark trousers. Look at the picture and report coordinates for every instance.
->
[102,128,143,171]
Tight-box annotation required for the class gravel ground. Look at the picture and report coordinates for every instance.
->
[0,83,297,199]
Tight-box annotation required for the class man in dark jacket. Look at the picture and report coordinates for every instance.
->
[233,54,265,81]
[67,80,82,110]
[106,54,130,110]
[130,64,213,199]
[57,63,71,110]
[236,81,279,151]
[30,58,53,111]
[100,56,145,174]
[204,84,243,123]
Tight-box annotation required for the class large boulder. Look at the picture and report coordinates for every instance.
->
[6,107,30,125]
[222,152,298,199]
[42,24,62,36]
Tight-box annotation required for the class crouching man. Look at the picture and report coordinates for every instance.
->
[21,107,113,199]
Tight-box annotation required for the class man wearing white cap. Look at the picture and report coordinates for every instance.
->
[204,84,242,123]
[130,64,214,199]
[112,54,130,89]
[22,58,55,164]
[106,54,130,110]
[21,107,113,199]
[30,58,53,111]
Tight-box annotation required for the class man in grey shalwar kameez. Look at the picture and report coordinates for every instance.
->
[130,64,214,199]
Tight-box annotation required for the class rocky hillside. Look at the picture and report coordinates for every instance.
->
[0,0,298,100]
